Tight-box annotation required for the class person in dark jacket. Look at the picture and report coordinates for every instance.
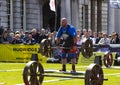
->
[24,33,36,45]
[31,28,40,43]
[11,34,23,44]
[96,32,103,44]
[38,29,48,43]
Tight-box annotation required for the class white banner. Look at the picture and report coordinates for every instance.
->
[110,0,120,8]
[49,0,56,12]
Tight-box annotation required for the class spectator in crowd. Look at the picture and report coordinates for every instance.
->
[31,28,40,43]
[98,32,110,45]
[24,33,36,45]
[76,35,82,45]
[6,28,11,34]
[45,32,53,57]
[9,32,15,38]
[11,34,23,44]
[23,31,30,41]
[9,32,15,43]
[110,32,116,44]
[6,28,14,43]
[14,29,25,41]
[39,28,48,43]
[56,17,77,72]
[47,32,52,39]
[76,29,81,37]
[91,32,97,44]
[108,34,112,41]
[96,32,103,44]
[19,28,25,39]
[115,33,120,44]
[1,31,9,44]
[81,28,87,41]
[88,29,93,38]
[15,31,20,34]
[81,31,91,43]
[111,32,120,44]
[76,35,82,63]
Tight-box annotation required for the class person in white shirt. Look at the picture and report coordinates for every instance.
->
[91,32,97,45]
[98,32,110,45]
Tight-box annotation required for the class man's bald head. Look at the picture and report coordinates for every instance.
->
[60,18,67,27]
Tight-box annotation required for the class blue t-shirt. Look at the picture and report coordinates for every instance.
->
[57,24,77,38]
[57,24,77,47]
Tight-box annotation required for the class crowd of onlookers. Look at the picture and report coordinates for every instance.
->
[0,26,120,46]
[76,29,120,46]
[0,26,55,45]
[0,26,120,61]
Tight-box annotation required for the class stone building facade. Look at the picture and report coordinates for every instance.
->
[0,0,43,31]
[0,0,108,33]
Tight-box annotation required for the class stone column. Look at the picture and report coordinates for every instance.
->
[91,0,95,32]
[61,0,71,24]
[23,0,26,31]
[60,0,65,18]
[65,0,71,24]
[39,0,43,29]
[114,9,120,33]
[10,0,13,30]
[71,0,79,29]
[13,0,21,30]
[107,2,115,34]
[97,0,102,33]
[108,4,120,35]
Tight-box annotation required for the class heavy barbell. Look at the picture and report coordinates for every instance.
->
[103,52,120,67]
[94,44,120,67]
[38,39,52,57]
[23,61,108,85]
[94,51,120,68]
[38,39,120,67]
[94,52,113,67]
[81,38,93,58]
[38,38,93,58]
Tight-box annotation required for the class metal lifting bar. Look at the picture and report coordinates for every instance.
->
[42,74,108,81]
[43,74,85,79]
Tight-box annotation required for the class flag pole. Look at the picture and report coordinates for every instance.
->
[107,0,110,35]
[49,0,57,31]
[54,0,57,31]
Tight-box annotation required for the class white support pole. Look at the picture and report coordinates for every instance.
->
[71,0,79,29]
[107,0,115,34]
[10,0,13,30]
[23,0,26,31]
[60,0,66,18]
[65,0,71,24]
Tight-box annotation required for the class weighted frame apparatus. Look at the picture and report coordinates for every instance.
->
[23,54,108,85]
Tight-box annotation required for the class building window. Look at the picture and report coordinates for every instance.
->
[7,0,13,30]
[20,0,24,29]
[82,5,88,29]
[7,0,11,29]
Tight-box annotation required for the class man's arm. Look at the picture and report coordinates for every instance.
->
[56,38,61,45]
[56,27,62,45]
[73,36,77,45]
[70,26,77,45]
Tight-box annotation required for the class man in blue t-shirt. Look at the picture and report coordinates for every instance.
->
[56,18,77,72]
